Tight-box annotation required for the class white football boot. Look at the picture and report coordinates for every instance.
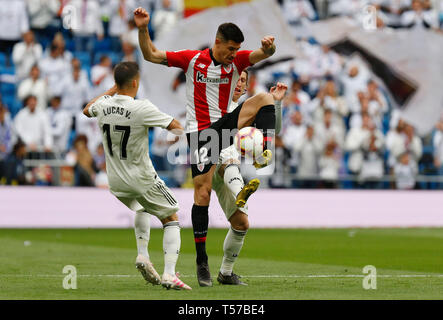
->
[161,273,192,291]
[135,255,161,285]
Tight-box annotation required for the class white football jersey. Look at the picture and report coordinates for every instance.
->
[88,94,173,197]
[228,100,239,113]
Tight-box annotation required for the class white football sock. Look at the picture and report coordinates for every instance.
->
[134,211,150,259]
[220,227,247,276]
[224,164,244,197]
[163,221,181,276]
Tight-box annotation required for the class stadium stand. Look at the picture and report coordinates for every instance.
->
[1,0,443,189]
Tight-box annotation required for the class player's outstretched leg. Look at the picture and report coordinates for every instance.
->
[237,93,276,169]
[134,211,161,285]
[161,220,191,290]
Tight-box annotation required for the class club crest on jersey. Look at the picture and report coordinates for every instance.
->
[197,162,205,172]
[196,71,229,84]
[223,65,232,73]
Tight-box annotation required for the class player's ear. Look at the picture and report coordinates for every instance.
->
[132,79,137,88]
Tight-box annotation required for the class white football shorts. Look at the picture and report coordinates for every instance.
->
[115,177,179,220]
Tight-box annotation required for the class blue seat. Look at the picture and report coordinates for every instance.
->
[10,99,22,118]
[73,51,91,67]
[0,65,15,75]
[2,96,22,118]
[0,82,16,96]
[66,129,76,151]
[0,52,6,66]
[94,38,112,52]
[65,39,76,52]
[382,113,390,135]
[83,65,92,82]
[422,145,433,154]
[93,51,122,66]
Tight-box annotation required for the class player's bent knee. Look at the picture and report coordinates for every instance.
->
[230,211,249,231]
[232,220,249,231]
[161,213,179,225]
[257,92,274,107]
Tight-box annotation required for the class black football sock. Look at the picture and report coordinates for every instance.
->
[192,204,209,265]
[254,104,275,150]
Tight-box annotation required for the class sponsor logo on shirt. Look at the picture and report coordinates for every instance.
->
[195,71,229,84]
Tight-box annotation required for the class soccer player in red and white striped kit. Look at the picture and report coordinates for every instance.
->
[134,7,277,287]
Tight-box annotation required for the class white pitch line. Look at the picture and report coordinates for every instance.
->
[1,274,443,278]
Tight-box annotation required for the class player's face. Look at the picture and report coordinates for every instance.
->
[215,39,241,65]
[233,71,248,100]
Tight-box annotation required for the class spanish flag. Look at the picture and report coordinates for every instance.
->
[184,0,252,18]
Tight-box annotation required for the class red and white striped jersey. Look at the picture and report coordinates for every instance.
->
[166,48,252,133]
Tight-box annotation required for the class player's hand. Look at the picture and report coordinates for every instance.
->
[270,82,288,101]
[133,7,150,29]
[261,36,276,56]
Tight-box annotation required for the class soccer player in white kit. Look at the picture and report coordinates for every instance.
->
[82,62,191,290]
[212,69,288,285]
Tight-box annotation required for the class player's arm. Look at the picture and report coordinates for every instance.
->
[248,36,276,65]
[134,7,168,65]
[167,119,184,136]
[83,85,117,117]
[270,82,288,135]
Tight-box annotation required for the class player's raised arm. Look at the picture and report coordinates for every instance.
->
[134,7,168,65]
[83,85,118,117]
[270,82,288,135]
[248,36,276,65]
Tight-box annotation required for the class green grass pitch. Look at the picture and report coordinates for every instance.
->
[0,228,442,300]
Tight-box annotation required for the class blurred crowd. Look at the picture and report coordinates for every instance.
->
[1,0,443,190]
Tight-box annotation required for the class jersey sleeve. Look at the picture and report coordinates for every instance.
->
[234,50,253,73]
[166,50,199,71]
[140,100,174,129]
[88,95,110,117]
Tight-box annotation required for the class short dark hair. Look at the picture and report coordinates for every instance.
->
[13,139,26,155]
[114,62,139,88]
[242,68,249,84]
[100,55,110,63]
[216,23,244,43]
[51,96,62,103]
[23,95,36,106]
[73,134,88,147]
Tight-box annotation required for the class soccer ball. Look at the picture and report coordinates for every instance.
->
[234,127,264,159]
